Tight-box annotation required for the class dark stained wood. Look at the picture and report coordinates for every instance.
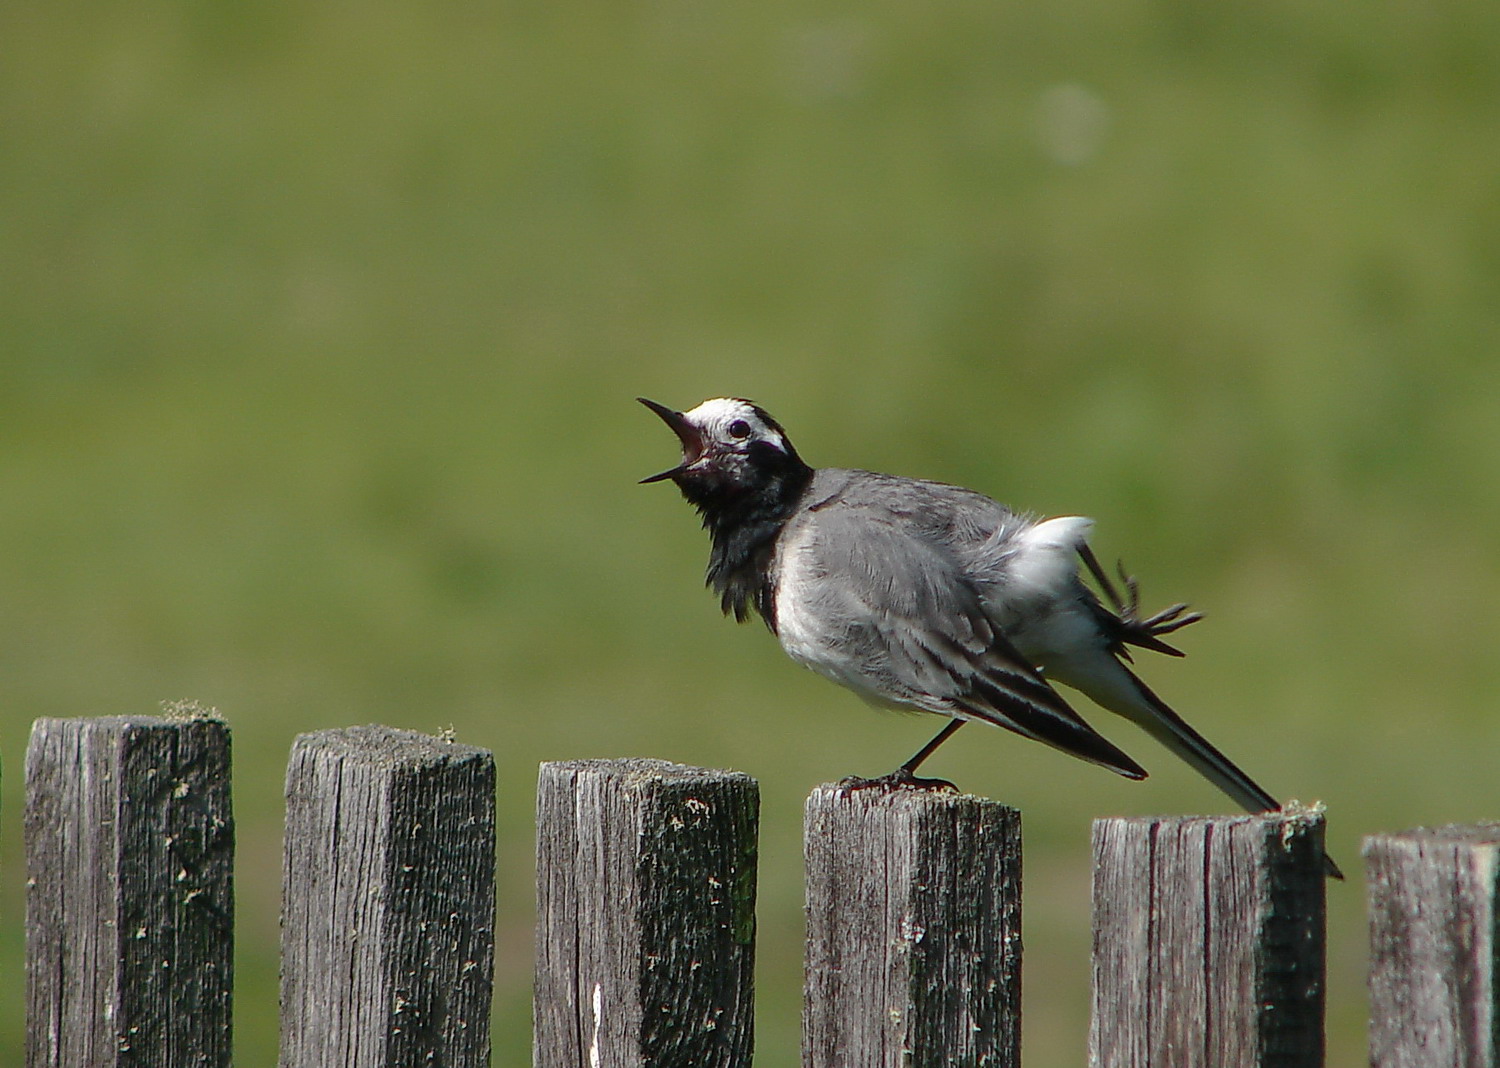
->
[803,785,1022,1068]
[279,725,495,1068]
[1090,812,1327,1068]
[534,759,758,1068]
[1366,824,1500,1068]
[25,713,234,1068]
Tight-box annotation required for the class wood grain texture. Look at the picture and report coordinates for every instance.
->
[24,713,234,1068]
[534,759,758,1068]
[279,725,495,1068]
[803,785,1022,1068]
[1366,824,1500,1068]
[1089,812,1327,1068]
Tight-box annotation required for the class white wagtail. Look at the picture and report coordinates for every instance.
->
[641,396,1340,877]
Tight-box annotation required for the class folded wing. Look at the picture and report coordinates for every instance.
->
[777,504,1147,779]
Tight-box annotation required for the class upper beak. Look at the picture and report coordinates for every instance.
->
[638,398,703,483]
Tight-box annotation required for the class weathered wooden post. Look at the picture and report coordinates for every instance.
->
[279,725,496,1068]
[1090,810,1327,1068]
[803,785,1022,1068]
[534,759,758,1068]
[25,712,235,1068]
[1365,823,1500,1068]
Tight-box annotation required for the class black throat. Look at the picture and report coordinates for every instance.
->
[680,457,813,630]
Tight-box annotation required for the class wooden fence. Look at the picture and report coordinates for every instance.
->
[18,713,1500,1066]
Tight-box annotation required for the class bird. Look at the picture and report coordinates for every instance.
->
[639,396,1341,878]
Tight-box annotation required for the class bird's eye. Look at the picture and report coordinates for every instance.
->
[727,419,752,439]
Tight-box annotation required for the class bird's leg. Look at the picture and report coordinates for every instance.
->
[1079,543,1128,615]
[839,719,965,793]
[897,718,966,778]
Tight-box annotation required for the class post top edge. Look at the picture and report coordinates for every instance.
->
[539,757,756,785]
[805,781,1021,815]
[1365,822,1500,849]
[292,724,492,764]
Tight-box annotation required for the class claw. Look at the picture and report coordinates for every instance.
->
[1140,603,1188,624]
[1117,561,1140,617]
[1140,604,1204,636]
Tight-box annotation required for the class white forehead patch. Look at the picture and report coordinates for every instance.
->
[683,398,786,449]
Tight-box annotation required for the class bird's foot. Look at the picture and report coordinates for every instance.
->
[1095,558,1203,657]
[1081,546,1202,645]
[1110,561,1202,633]
[836,767,960,794]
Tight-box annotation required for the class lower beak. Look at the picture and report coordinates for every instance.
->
[638,398,703,483]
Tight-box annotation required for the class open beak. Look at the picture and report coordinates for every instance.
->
[638,398,703,483]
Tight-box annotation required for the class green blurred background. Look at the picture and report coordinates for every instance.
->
[4,0,1500,1063]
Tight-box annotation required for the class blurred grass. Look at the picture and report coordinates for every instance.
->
[3,0,1500,1063]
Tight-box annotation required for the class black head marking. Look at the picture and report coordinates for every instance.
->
[640,396,813,628]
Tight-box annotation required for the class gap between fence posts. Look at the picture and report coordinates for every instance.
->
[534,759,759,1068]
[24,713,235,1068]
[279,725,496,1068]
[1365,823,1500,1068]
[803,784,1022,1068]
[1090,811,1327,1068]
